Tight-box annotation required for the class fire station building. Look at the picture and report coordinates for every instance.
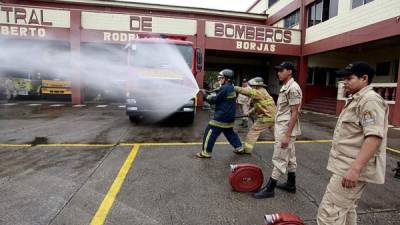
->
[1,0,399,125]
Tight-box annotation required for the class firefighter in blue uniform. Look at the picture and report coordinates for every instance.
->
[196,69,244,158]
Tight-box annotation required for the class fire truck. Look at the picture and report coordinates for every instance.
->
[125,34,203,124]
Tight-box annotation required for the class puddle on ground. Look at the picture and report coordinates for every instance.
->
[30,137,48,146]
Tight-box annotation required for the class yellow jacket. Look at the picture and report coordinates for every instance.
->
[234,86,276,123]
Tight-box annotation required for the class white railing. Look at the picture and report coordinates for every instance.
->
[337,81,397,104]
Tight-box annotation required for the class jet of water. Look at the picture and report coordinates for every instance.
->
[0,37,199,122]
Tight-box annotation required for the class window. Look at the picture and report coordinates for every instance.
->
[352,0,364,8]
[268,0,279,8]
[376,62,391,76]
[308,4,316,27]
[352,0,374,9]
[307,0,338,27]
[306,68,314,84]
[315,1,323,24]
[307,67,339,86]
[322,0,330,21]
[329,0,338,18]
[284,10,299,28]
[352,0,375,9]
[314,68,327,85]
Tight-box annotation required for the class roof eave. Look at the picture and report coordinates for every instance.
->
[47,0,268,20]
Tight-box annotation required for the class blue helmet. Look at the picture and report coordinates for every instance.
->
[219,69,234,80]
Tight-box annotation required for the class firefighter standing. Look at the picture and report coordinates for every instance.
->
[196,69,243,158]
[236,79,251,128]
[233,77,276,154]
[253,62,302,199]
[317,61,388,225]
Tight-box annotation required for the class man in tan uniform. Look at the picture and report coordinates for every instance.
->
[317,61,388,225]
[253,62,302,199]
[233,77,276,154]
[236,79,252,128]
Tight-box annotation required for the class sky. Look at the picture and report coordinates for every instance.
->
[116,0,257,12]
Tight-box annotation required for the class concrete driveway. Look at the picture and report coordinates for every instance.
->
[0,102,399,225]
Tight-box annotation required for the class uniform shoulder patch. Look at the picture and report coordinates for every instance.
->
[361,110,375,126]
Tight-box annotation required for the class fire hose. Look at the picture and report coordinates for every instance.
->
[263,212,305,225]
[228,165,305,225]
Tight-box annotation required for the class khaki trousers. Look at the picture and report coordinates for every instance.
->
[239,103,250,122]
[271,136,297,180]
[243,121,273,153]
[317,174,367,225]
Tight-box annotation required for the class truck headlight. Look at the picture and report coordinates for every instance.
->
[126,98,137,104]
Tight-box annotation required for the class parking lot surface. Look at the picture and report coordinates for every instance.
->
[0,103,399,225]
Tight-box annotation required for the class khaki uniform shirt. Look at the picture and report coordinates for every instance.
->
[237,87,251,105]
[275,78,302,137]
[327,86,388,184]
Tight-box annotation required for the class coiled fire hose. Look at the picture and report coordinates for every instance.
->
[263,212,305,225]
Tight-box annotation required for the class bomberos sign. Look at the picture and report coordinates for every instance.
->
[206,21,300,54]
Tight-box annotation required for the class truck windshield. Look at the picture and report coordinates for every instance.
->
[129,42,193,69]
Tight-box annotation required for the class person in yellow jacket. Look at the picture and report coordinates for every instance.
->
[233,77,276,154]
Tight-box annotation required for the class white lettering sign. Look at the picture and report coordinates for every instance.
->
[1,25,46,37]
[236,41,276,52]
[206,21,300,45]
[0,6,70,28]
[82,12,196,35]
[103,32,138,42]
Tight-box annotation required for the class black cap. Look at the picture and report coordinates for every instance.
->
[336,61,375,77]
[274,61,296,71]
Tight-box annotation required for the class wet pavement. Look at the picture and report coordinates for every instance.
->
[0,102,399,225]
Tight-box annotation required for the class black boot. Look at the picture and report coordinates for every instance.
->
[276,172,296,193]
[252,178,277,199]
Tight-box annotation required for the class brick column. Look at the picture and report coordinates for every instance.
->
[392,59,400,126]
[298,56,308,95]
[195,19,206,106]
[298,0,308,102]
[70,10,82,105]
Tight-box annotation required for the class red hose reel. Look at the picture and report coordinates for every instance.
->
[228,165,305,225]
[229,164,264,192]
[263,212,305,225]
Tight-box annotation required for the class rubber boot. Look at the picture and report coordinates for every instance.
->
[276,172,296,193]
[252,178,277,199]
